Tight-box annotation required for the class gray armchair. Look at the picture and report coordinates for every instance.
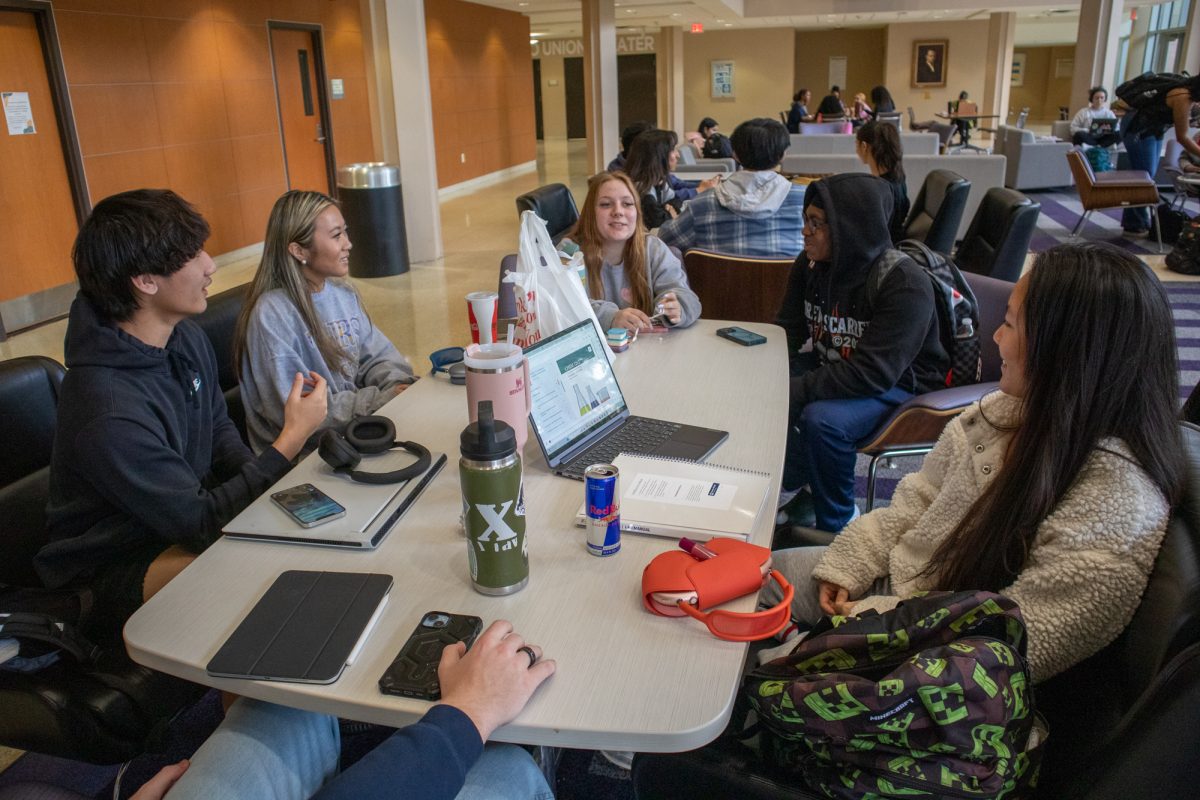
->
[998,125,1073,190]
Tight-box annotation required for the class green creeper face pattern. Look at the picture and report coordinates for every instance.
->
[918,683,969,726]
[805,683,872,721]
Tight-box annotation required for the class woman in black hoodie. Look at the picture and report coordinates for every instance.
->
[776,174,948,532]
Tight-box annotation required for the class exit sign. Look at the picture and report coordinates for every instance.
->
[691,22,703,33]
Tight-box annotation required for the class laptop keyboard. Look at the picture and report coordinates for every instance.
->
[560,417,682,479]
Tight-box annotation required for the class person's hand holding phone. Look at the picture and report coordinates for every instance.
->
[437,619,556,741]
[656,292,682,325]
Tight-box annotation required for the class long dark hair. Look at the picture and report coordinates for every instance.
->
[856,120,904,180]
[870,85,895,113]
[929,243,1185,592]
[625,129,676,195]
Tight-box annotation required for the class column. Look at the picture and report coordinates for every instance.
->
[379,0,443,263]
[657,26,685,139]
[981,12,1015,133]
[581,0,619,175]
[1071,0,1125,105]
[1181,0,1200,75]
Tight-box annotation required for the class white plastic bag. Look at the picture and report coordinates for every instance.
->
[504,210,602,348]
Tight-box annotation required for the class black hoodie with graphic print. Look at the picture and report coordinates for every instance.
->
[36,294,291,589]
[776,173,948,406]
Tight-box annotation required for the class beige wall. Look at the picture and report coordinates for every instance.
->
[1011,45,1077,123]
[683,28,795,136]
[885,20,992,124]
[538,56,568,139]
[793,28,887,107]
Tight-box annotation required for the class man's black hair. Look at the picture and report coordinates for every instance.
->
[730,118,791,170]
[73,189,210,322]
[621,120,655,155]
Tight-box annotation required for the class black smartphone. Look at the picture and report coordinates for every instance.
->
[378,611,484,700]
[716,326,767,347]
[270,483,346,528]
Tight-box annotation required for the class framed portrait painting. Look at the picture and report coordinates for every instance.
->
[912,40,948,88]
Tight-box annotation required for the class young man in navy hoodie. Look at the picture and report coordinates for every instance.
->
[36,189,328,644]
[776,174,948,533]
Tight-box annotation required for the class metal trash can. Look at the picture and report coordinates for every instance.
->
[336,162,410,277]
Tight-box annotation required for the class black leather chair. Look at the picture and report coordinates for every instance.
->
[192,283,250,443]
[903,169,971,255]
[0,356,203,764]
[632,422,1200,799]
[515,183,579,244]
[955,187,1041,282]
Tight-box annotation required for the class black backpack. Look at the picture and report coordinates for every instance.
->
[1167,218,1200,275]
[869,240,982,388]
[702,132,733,160]
[1115,71,1192,135]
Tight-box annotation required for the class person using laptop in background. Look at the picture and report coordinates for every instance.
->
[35,189,329,648]
[234,190,417,454]
[561,170,700,332]
[1069,86,1119,147]
[131,619,557,800]
[775,174,947,533]
[657,117,806,260]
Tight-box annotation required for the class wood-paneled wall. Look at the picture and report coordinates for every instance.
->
[425,0,536,188]
[51,0,375,257]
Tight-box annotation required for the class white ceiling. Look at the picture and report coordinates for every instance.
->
[471,0,1092,43]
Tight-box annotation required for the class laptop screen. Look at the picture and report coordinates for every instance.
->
[526,321,627,463]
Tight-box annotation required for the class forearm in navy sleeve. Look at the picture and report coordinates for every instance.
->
[313,705,484,800]
[666,173,698,201]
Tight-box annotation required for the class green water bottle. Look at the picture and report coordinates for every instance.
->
[460,400,528,595]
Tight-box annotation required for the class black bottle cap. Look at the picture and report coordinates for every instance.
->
[460,400,517,460]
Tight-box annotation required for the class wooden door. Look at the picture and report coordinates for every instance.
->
[270,27,332,193]
[564,57,586,139]
[0,10,78,317]
[617,54,657,132]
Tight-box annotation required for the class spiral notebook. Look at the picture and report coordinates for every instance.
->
[572,452,773,540]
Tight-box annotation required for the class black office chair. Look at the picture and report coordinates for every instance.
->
[902,169,970,255]
[515,183,579,244]
[954,187,1041,282]
[631,424,1200,800]
[193,283,250,444]
[0,356,203,764]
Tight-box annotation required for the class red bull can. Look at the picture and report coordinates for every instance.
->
[584,464,620,556]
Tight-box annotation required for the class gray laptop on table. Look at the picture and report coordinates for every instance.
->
[525,319,728,480]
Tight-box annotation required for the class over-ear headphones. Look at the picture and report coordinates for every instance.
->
[318,416,431,485]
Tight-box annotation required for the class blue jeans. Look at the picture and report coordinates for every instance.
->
[783,377,913,532]
[1121,118,1162,231]
[164,699,553,800]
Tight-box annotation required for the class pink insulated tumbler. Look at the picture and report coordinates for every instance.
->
[464,342,531,452]
[467,291,498,345]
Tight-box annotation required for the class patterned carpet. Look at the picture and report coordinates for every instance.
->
[1022,186,1187,255]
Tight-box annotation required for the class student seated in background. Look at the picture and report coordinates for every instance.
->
[35,190,328,646]
[560,170,700,333]
[815,86,846,120]
[786,88,814,133]
[765,243,1182,683]
[657,117,805,260]
[855,120,909,243]
[869,85,896,117]
[131,620,557,800]
[234,190,416,454]
[775,174,946,533]
[1070,86,1119,147]
[608,121,714,205]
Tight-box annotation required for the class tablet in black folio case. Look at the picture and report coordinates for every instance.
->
[206,570,392,684]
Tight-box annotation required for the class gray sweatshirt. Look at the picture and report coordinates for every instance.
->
[568,235,701,330]
[240,281,416,453]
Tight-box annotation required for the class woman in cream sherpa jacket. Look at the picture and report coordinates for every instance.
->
[772,243,1185,683]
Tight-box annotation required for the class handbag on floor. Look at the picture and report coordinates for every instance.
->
[1084,146,1112,173]
[1166,218,1200,275]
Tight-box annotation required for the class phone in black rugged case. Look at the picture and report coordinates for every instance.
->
[378,611,483,700]
[716,326,767,346]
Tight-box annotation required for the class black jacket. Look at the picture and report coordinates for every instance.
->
[36,295,291,588]
[776,173,948,406]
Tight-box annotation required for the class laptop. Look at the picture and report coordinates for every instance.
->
[525,319,728,479]
[1090,118,1116,136]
